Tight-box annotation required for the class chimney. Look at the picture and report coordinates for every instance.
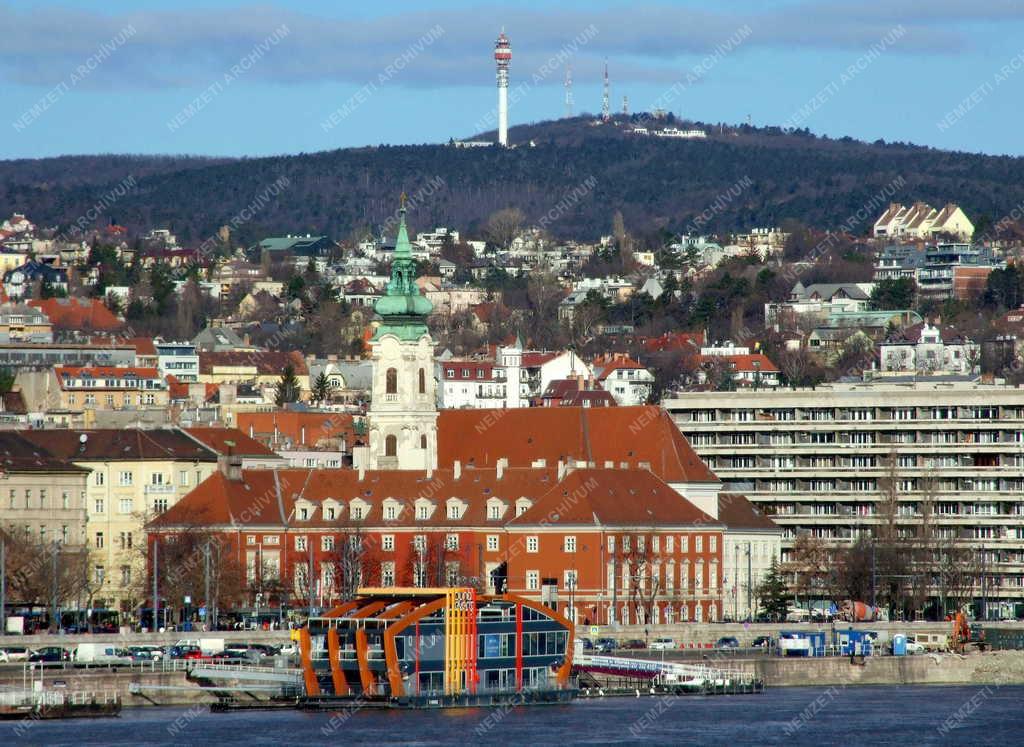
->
[454,460,462,480]
[496,457,508,480]
[358,465,365,481]
[218,455,243,481]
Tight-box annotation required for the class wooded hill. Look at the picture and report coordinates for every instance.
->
[3,115,1023,247]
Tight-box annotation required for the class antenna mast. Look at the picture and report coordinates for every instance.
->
[601,59,610,122]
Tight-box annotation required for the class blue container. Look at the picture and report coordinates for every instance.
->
[892,634,907,656]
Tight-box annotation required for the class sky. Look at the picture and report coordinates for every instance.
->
[2,0,1024,159]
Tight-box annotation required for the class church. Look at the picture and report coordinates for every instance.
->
[150,199,779,626]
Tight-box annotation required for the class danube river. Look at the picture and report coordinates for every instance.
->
[2,685,1021,745]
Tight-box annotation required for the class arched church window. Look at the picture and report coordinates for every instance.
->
[386,368,398,394]
[385,434,397,457]
[420,434,427,449]
[418,368,426,394]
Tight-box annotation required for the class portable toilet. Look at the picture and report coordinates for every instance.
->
[892,633,907,656]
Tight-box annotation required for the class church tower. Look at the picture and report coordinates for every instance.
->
[363,198,438,470]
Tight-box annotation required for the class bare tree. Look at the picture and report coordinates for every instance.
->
[484,208,525,251]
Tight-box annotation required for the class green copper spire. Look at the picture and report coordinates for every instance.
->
[372,196,433,341]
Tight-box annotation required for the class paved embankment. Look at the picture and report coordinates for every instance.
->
[733,650,1024,687]
[0,629,291,649]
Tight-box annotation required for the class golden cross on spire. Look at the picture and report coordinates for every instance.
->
[400,192,407,209]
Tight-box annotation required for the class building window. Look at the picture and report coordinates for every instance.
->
[94,565,105,586]
[95,532,104,549]
[386,367,398,394]
[153,498,168,513]
[295,536,307,552]
[94,498,105,514]
[246,535,256,545]
[382,535,395,552]
[564,536,576,553]
[564,570,577,589]
[666,535,674,554]
[413,535,426,552]
[121,566,131,586]
[418,368,426,394]
[385,435,397,457]
[695,535,703,553]
[179,470,189,487]
[416,504,430,520]
[118,498,132,514]
[709,536,717,553]
[381,561,396,587]
[680,535,689,553]
[607,536,615,553]
[486,535,499,552]
[322,536,335,551]
[384,504,397,520]
[118,471,133,486]
[62,491,69,509]
[526,536,539,553]
[446,534,459,551]
[526,570,540,591]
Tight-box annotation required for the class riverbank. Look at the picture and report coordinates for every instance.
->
[4,649,1024,709]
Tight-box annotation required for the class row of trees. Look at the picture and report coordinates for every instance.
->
[756,459,983,622]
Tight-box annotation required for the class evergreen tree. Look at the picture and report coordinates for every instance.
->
[275,364,301,406]
[311,371,331,405]
[756,559,790,622]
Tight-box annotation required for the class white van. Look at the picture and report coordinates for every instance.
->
[73,643,133,666]
[175,638,225,655]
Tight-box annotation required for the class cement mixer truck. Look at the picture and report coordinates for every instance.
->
[837,600,887,622]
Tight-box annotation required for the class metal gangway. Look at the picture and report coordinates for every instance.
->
[573,653,756,688]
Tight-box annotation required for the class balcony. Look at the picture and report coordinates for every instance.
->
[144,484,175,494]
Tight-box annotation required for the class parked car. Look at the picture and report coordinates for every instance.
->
[594,638,617,654]
[165,645,207,661]
[650,638,677,650]
[575,637,595,651]
[620,639,646,650]
[0,646,30,662]
[904,637,925,655]
[751,635,773,649]
[715,636,740,649]
[28,646,71,663]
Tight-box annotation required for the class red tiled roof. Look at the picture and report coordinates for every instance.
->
[521,352,558,367]
[199,350,308,376]
[185,427,279,457]
[21,428,217,462]
[437,405,718,484]
[510,469,720,527]
[717,494,779,531]
[29,298,123,332]
[641,331,705,353]
[237,411,362,450]
[150,466,559,528]
[700,353,779,373]
[54,365,162,385]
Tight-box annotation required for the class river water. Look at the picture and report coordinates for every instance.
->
[2,685,1020,745]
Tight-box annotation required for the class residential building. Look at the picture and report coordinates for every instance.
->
[0,432,89,550]
[592,353,655,406]
[21,428,220,615]
[0,303,53,343]
[155,339,200,383]
[0,342,136,369]
[916,244,1003,300]
[665,380,1024,618]
[879,322,980,375]
[873,202,974,240]
[718,494,782,621]
[3,261,68,300]
[764,282,875,332]
[539,377,616,407]
[29,297,124,336]
[198,350,309,397]
[16,365,169,427]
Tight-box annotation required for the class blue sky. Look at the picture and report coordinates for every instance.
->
[3,0,1023,159]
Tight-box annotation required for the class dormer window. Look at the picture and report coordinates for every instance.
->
[515,497,533,517]
[486,497,507,521]
[414,498,435,521]
[445,497,467,521]
[382,499,401,521]
[349,497,370,521]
